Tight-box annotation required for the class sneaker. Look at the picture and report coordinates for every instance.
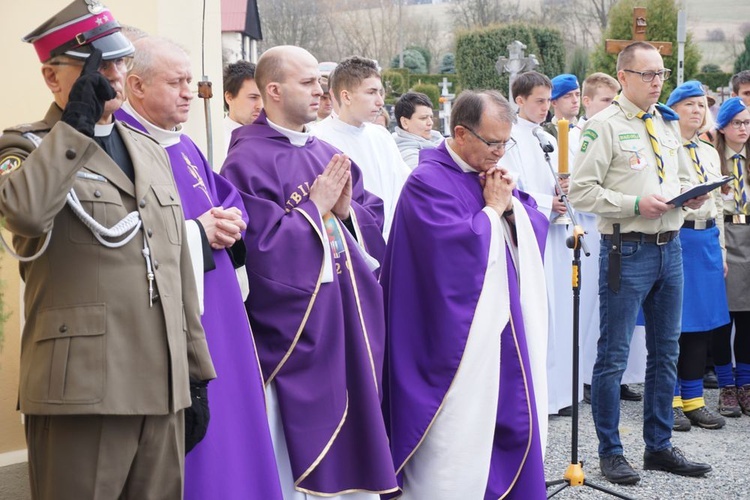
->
[684,406,726,429]
[599,454,640,485]
[718,386,742,418]
[583,384,591,404]
[672,407,691,432]
[643,446,712,477]
[738,384,750,416]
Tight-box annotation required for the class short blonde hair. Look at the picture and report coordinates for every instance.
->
[582,72,620,99]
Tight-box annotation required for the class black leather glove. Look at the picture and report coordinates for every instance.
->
[60,48,117,137]
[184,379,210,454]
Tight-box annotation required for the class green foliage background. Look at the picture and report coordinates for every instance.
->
[455,23,566,95]
[590,0,701,100]
[735,34,750,74]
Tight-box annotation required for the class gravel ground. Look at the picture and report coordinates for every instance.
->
[544,385,750,499]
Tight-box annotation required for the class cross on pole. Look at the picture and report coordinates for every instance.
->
[605,7,673,56]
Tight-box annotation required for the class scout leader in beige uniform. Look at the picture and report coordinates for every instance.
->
[569,41,711,487]
[0,2,215,499]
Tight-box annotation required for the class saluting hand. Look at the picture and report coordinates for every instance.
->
[61,48,116,137]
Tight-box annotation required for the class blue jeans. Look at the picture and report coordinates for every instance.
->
[593,237,683,458]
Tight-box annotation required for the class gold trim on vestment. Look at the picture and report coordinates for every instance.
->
[265,207,325,386]
[295,392,349,486]
[497,314,534,500]
[337,216,380,391]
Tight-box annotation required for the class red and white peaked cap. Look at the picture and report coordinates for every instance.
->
[23,0,134,62]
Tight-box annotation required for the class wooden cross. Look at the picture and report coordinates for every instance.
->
[605,7,673,56]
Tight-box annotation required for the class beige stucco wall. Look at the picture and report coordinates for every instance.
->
[0,0,227,460]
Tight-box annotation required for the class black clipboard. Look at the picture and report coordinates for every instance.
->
[667,176,733,207]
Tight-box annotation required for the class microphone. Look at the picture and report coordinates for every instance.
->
[532,127,555,153]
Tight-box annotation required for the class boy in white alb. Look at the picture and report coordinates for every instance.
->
[312,56,410,239]
[499,71,577,416]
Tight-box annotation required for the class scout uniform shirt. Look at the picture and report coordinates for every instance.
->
[683,138,725,256]
[569,93,693,235]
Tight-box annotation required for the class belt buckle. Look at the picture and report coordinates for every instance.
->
[733,214,747,224]
[694,220,707,230]
[656,231,670,245]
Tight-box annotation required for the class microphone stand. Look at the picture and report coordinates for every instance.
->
[540,148,634,500]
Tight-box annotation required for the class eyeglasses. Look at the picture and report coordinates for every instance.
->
[730,119,750,130]
[47,56,134,73]
[462,126,517,152]
[623,68,672,82]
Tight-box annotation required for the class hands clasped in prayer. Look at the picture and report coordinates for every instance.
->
[310,153,353,219]
[480,165,516,217]
[198,206,247,249]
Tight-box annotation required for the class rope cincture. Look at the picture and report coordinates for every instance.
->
[2,187,157,306]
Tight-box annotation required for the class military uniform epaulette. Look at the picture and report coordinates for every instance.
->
[590,104,620,123]
[655,103,680,121]
[0,121,52,175]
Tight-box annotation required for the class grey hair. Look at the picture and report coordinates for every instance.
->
[130,36,189,81]
[449,89,515,138]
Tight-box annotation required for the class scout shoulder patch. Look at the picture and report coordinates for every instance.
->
[0,154,23,175]
[582,129,598,141]
[580,140,590,153]
[618,133,640,141]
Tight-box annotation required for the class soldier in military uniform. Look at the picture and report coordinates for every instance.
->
[0,2,215,499]
[569,41,711,486]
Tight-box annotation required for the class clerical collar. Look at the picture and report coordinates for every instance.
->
[121,101,182,147]
[445,139,479,173]
[94,122,115,137]
[267,117,310,147]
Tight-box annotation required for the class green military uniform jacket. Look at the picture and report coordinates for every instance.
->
[0,104,215,416]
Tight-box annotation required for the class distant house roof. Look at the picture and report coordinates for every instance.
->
[221,0,262,40]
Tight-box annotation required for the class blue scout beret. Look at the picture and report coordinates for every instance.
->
[666,80,705,108]
[551,74,579,101]
[716,97,748,131]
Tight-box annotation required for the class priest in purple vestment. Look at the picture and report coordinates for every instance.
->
[220,46,397,499]
[381,90,550,500]
[116,37,283,500]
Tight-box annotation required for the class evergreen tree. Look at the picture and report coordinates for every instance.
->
[735,33,750,74]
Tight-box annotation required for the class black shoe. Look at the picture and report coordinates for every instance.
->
[583,384,591,404]
[643,447,712,477]
[557,405,572,416]
[620,384,642,401]
[599,454,640,485]
[672,407,691,432]
[703,369,719,389]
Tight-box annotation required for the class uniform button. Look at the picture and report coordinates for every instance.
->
[94,190,102,198]
[170,194,175,201]
[147,228,153,237]
[153,260,159,270]
[139,199,146,208]
[65,149,76,160]
[59,324,68,333]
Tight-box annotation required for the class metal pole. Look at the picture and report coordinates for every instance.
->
[398,0,404,68]
[677,9,687,86]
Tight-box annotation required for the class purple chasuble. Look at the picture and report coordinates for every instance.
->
[116,109,283,500]
[381,142,548,499]
[220,112,397,495]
